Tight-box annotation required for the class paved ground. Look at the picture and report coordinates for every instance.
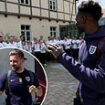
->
[43,62,78,105]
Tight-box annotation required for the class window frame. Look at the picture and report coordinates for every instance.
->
[49,0,57,11]
[20,0,30,5]
[50,26,57,36]
[21,25,31,41]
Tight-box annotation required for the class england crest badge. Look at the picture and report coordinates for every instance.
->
[89,45,97,54]
[25,76,30,82]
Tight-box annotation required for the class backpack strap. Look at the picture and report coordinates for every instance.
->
[5,70,14,97]
[5,70,11,89]
[28,71,35,83]
[7,71,12,79]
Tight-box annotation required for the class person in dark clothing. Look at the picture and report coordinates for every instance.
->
[47,1,105,105]
[0,49,42,105]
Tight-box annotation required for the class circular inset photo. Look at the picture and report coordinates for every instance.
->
[0,48,48,105]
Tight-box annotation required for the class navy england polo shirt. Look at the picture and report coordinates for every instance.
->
[0,69,39,105]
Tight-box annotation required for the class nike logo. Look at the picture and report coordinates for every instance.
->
[10,79,15,82]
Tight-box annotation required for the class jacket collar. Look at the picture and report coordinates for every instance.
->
[84,25,105,40]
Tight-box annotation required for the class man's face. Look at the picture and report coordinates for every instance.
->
[20,36,24,41]
[9,55,24,71]
[9,36,14,42]
[76,13,86,34]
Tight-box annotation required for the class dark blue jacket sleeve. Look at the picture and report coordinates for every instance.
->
[57,52,105,93]
[0,73,7,91]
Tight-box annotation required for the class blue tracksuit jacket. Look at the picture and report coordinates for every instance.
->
[57,26,105,105]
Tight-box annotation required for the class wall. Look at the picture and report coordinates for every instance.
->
[0,15,69,40]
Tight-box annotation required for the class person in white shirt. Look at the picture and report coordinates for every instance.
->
[45,36,54,61]
[46,36,54,45]
[6,36,18,48]
[25,41,32,53]
[17,35,26,49]
[40,40,47,66]
[71,36,79,60]
[0,35,7,48]
[56,36,64,47]
[32,38,41,62]
[63,36,72,56]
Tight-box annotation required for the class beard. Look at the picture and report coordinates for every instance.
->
[11,65,21,71]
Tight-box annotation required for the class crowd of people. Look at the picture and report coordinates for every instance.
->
[0,34,85,66]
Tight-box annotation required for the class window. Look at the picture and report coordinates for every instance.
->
[21,25,31,41]
[49,0,57,11]
[50,26,57,36]
[20,0,30,5]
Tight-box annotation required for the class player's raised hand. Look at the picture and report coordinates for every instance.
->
[29,85,38,94]
[47,44,64,59]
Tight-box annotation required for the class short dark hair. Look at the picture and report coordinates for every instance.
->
[78,0,102,21]
[9,49,26,60]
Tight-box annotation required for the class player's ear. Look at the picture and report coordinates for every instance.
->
[82,15,87,24]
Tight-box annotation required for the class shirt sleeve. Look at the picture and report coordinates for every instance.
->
[0,73,7,91]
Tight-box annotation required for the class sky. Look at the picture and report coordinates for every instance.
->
[77,0,105,9]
